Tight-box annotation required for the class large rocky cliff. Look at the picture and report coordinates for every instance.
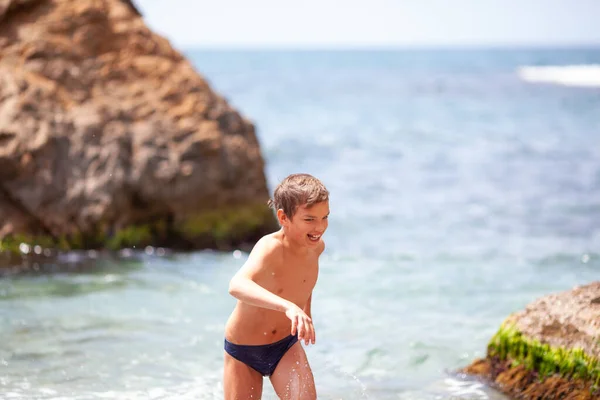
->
[0,0,277,254]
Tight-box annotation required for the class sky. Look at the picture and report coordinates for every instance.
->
[135,0,600,49]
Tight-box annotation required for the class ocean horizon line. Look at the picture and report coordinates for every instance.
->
[178,43,600,52]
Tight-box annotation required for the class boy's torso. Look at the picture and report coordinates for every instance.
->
[225,236,320,345]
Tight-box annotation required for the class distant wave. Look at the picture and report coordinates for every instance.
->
[517,64,600,87]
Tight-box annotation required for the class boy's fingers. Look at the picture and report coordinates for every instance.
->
[302,319,309,341]
[291,315,297,335]
[297,319,305,340]
[295,318,301,337]
[302,318,312,345]
[304,320,311,345]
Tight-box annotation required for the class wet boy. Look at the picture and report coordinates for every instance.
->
[223,173,330,400]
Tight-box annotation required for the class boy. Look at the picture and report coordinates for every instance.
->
[223,173,330,400]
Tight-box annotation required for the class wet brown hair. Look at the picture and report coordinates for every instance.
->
[267,173,329,220]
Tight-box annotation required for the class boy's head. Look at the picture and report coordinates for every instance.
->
[267,173,329,221]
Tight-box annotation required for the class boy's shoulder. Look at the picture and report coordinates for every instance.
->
[249,232,325,260]
[249,232,284,260]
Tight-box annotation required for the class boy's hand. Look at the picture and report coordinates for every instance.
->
[285,304,315,345]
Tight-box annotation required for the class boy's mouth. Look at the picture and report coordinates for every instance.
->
[307,234,321,242]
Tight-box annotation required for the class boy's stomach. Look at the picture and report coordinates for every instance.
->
[224,303,295,345]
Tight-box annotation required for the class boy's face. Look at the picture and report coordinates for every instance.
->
[278,200,329,247]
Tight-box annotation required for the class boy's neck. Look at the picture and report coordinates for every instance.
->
[278,230,312,257]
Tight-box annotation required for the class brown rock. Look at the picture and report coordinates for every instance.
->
[460,282,600,399]
[462,358,597,400]
[0,0,277,253]
[505,282,600,360]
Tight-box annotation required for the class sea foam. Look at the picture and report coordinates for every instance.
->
[517,64,600,87]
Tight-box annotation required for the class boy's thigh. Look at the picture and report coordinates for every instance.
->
[269,342,316,400]
[223,352,263,400]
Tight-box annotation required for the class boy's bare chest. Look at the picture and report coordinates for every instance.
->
[262,256,318,302]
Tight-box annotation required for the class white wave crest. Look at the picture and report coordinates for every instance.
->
[517,64,600,88]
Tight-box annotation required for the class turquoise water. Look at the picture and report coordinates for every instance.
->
[1,48,600,399]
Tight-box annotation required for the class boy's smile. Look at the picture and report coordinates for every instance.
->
[307,233,322,242]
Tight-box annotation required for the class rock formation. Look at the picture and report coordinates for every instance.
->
[0,0,277,255]
[462,282,600,399]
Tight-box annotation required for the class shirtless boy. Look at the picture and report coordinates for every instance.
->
[223,173,330,400]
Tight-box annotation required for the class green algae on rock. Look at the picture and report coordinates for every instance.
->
[175,202,279,249]
[488,323,600,386]
[1,202,278,257]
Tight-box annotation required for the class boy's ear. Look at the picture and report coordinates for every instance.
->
[276,209,288,225]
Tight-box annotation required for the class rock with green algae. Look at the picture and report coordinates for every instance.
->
[461,281,600,399]
[0,201,278,255]
[0,0,276,259]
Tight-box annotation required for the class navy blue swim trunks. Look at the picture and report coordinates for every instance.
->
[224,334,299,376]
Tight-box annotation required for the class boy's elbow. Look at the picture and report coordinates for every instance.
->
[228,277,241,297]
[228,275,255,299]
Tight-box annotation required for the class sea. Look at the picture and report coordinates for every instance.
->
[1,48,599,399]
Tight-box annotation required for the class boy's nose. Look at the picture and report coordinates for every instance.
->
[316,222,328,233]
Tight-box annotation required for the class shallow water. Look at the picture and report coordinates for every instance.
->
[1,48,599,399]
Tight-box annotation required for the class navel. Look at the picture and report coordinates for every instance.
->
[271,329,277,335]
[276,288,283,294]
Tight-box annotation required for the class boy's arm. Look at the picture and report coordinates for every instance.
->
[228,238,294,313]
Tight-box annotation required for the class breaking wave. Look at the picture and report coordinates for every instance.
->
[517,64,600,87]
